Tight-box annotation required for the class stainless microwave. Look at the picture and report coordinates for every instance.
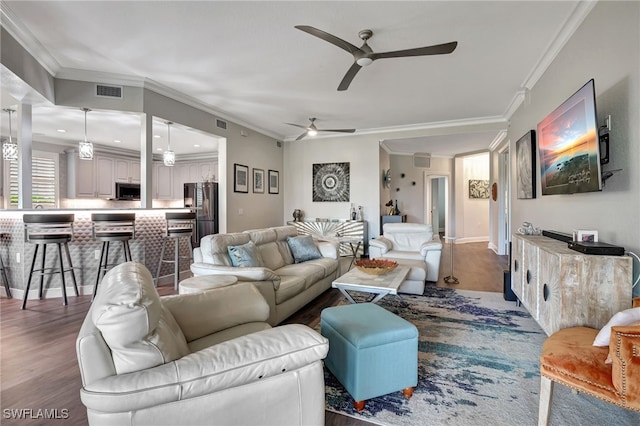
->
[115,183,141,200]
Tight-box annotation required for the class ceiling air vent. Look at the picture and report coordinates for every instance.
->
[96,84,123,99]
[413,152,431,168]
[216,119,227,130]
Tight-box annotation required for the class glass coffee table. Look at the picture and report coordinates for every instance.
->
[332,266,410,304]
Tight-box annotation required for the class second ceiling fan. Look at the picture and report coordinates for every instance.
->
[295,25,458,91]
[286,118,355,141]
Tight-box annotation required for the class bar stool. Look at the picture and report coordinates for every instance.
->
[155,212,195,291]
[22,214,78,309]
[92,213,136,299]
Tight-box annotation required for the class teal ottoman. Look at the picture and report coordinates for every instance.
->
[321,303,418,411]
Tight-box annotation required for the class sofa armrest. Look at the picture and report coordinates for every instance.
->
[610,325,640,408]
[193,247,203,263]
[80,325,328,413]
[161,282,270,342]
[190,263,280,284]
[316,240,339,259]
[420,240,443,256]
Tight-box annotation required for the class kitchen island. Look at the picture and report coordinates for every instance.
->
[0,208,192,301]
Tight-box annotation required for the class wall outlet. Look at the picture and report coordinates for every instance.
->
[95,249,101,260]
[16,253,20,264]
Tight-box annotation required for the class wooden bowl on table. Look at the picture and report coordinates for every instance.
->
[354,259,398,275]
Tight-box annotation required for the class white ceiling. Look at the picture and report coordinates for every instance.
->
[0,1,584,156]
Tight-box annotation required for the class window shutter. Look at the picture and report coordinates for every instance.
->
[9,155,57,208]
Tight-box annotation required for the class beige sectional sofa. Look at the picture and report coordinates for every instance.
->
[191,225,339,325]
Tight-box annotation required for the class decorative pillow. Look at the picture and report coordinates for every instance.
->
[287,235,322,264]
[593,307,640,346]
[227,241,264,268]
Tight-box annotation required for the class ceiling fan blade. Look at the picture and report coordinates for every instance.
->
[372,41,458,60]
[295,25,360,54]
[338,63,362,91]
[319,129,356,133]
[295,131,308,141]
[285,122,308,129]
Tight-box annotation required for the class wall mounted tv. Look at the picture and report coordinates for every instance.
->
[537,79,602,195]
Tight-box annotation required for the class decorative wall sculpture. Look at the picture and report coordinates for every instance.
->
[312,162,350,202]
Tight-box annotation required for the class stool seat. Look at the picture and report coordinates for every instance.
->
[321,303,418,411]
[22,213,78,309]
[91,213,136,299]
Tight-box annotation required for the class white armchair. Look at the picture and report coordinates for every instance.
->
[76,261,329,426]
[369,223,443,294]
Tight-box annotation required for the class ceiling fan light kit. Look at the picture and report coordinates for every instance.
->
[285,117,356,141]
[295,25,457,91]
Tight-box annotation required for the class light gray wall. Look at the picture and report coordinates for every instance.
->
[508,1,639,256]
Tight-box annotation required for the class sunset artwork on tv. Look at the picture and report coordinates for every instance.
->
[537,79,602,195]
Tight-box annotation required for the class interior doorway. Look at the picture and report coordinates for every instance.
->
[498,147,510,255]
[424,174,449,238]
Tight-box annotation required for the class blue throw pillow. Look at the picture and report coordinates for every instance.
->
[227,241,264,267]
[287,235,322,264]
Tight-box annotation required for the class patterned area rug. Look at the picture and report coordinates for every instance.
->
[323,287,640,426]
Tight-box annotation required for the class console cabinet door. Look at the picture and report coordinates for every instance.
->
[511,236,524,301]
[521,240,539,320]
[537,249,561,335]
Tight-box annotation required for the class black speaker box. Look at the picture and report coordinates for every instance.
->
[503,270,517,302]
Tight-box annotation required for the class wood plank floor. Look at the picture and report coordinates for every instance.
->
[0,241,506,425]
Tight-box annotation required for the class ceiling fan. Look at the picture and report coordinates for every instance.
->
[286,117,356,141]
[295,25,458,91]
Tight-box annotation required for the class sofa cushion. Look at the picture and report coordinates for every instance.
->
[274,226,298,265]
[303,257,339,277]
[379,250,425,262]
[200,232,250,266]
[287,235,322,263]
[259,242,286,271]
[91,262,190,375]
[593,307,640,346]
[228,241,264,267]
[275,275,307,304]
[276,263,326,290]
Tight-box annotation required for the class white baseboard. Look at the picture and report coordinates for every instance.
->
[488,242,499,253]
[454,236,490,244]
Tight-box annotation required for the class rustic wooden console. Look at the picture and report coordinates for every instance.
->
[511,234,632,336]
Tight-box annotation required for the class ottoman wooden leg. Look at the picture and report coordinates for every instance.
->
[354,400,365,411]
[403,387,414,398]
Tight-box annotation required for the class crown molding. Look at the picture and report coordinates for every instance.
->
[488,130,508,151]
[520,0,596,91]
[0,1,60,75]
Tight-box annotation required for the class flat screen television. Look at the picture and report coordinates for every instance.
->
[537,79,602,195]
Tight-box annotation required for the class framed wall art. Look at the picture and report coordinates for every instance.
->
[312,162,350,202]
[253,168,264,193]
[516,130,537,199]
[468,179,490,199]
[234,163,248,193]
[268,170,279,194]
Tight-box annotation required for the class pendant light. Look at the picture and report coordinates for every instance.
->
[78,108,94,160]
[2,109,18,161]
[163,121,175,166]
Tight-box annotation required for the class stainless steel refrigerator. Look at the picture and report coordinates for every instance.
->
[184,182,218,246]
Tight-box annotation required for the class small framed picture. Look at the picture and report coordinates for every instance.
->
[234,163,249,193]
[268,170,279,194]
[574,229,598,243]
[253,168,264,193]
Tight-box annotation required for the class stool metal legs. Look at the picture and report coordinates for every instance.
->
[0,254,11,298]
[94,240,132,299]
[155,236,193,291]
[22,242,79,310]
